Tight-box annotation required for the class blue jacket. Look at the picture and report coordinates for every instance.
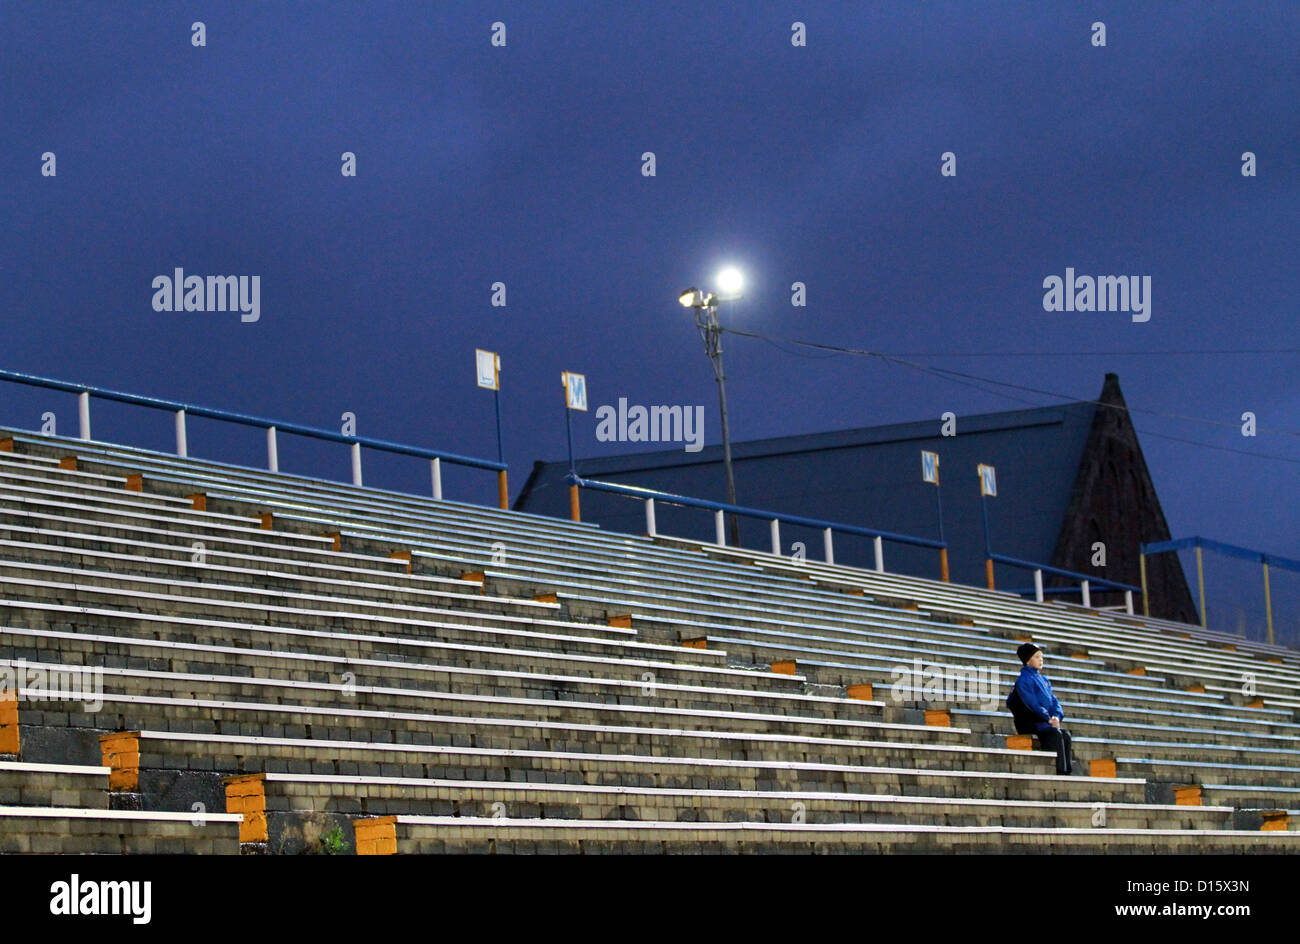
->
[1013,666,1064,733]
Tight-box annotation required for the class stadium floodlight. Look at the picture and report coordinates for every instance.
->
[678,277,741,545]
[716,267,744,298]
[679,287,717,309]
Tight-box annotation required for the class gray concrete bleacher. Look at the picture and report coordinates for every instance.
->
[0,428,1296,853]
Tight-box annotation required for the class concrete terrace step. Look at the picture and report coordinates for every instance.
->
[0,760,111,809]
[242,770,1233,830]
[14,678,1030,773]
[0,507,478,592]
[0,805,241,854]
[0,443,955,629]
[0,625,860,718]
[118,730,1122,804]
[354,815,1299,854]
[0,535,537,612]
[0,583,655,654]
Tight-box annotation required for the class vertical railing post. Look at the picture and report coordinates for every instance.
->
[645,498,657,537]
[1196,544,1207,628]
[1263,560,1274,647]
[938,547,950,583]
[497,470,509,510]
[174,409,188,457]
[430,457,442,500]
[823,527,834,565]
[1080,580,1091,609]
[1124,589,1134,615]
[1139,552,1149,617]
[985,559,995,591]
[770,519,781,556]
[714,510,725,546]
[78,392,91,440]
[351,442,363,487]
[1033,569,1044,603]
[569,482,581,522]
[267,426,279,472]
[873,536,884,573]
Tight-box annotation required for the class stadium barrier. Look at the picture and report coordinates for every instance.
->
[566,472,950,578]
[986,550,1139,614]
[1142,536,1300,644]
[0,368,509,507]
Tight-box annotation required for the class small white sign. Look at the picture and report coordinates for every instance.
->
[921,451,939,485]
[978,463,997,497]
[475,349,499,390]
[563,371,588,411]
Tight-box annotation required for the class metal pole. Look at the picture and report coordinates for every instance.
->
[351,442,363,487]
[770,519,781,556]
[175,409,188,457]
[645,498,657,537]
[1263,561,1274,647]
[714,510,725,546]
[981,494,994,589]
[1196,544,1206,628]
[564,407,579,522]
[701,304,740,547]
[935,482,946,544]
[494,387,508,510]
[1080,580,1090,609]
[565,405,575,473]
[1124,589,1134,615]
[823,527,834,565]
[873,535,884,573]
[493,388,504,464]
[935,483,948,581]
[267,426,279,472]
[431,457,442,500]
[1139,552,1149,616]
[1034,569,1044,603]
[78,392,91,440]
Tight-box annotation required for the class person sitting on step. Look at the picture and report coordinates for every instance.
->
[1007,643,1073,775]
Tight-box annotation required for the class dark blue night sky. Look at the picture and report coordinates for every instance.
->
[2,1,1296,635]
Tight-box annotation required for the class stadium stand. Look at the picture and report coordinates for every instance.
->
[0,428,1296,853]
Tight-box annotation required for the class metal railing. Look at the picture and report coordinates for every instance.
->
[1142,536,1300,644]
[0,368,509,506]
[566,472,949,576]
[986,550,1140,614]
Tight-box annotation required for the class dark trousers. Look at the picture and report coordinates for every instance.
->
[1036,726,1073,774]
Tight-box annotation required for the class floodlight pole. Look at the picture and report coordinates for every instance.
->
[697,301,740,547]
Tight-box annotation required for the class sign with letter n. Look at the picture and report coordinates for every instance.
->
[921,451,939,485]
[475,349,500,390]
[562,372,588,411]
[978,463,997,497]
